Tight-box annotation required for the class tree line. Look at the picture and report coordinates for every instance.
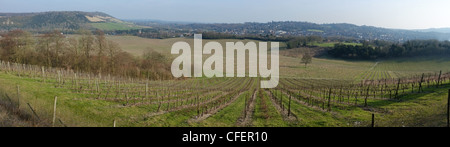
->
[328,40,450,59]
[0,29,173,80]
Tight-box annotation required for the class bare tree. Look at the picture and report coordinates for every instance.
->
[106,40,121,74]
[95,30,107,74]
[64,37,80,70]
[78,29,94,72]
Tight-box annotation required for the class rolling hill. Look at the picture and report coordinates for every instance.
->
[136,21,450,42]
[415,28,450,34]
[0,11,140,33]
[1,11,449,42]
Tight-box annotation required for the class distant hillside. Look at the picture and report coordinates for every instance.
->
[133,20,450,42]
[0,11,139,33]
[415,28,450,34]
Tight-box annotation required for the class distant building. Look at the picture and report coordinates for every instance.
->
[275,30,286,35]
[2,18,14,25]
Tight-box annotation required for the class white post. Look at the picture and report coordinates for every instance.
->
[52,96,58,127]
[41,66,45,82]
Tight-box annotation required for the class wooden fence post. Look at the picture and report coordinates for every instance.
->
[244,93,247,118]
[58,70,61,87]
[328,88,331,111]
[41,66,45,83]
[279,89,282,110]
[17,85,20,109]
[145,82,148,102]
[365,86,369,107]
[437,70,442,88]
[288,93,291,117]
[52,96,57,127]
[395,78,400,99]
[27,103,41,121]
[371,113,375,127]
[419,73,424,93]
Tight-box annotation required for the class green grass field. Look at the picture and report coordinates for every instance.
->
[106,36,447,81]
[107,36,287,57]
[307,29,324,33]
[1,36,449,127]
[1,69,448,127]
[91,22,142,31]
[309,42,361,48]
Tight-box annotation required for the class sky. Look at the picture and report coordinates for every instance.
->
[1,0,450,29]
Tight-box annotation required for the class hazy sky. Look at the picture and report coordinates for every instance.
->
[1,0,450,29]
